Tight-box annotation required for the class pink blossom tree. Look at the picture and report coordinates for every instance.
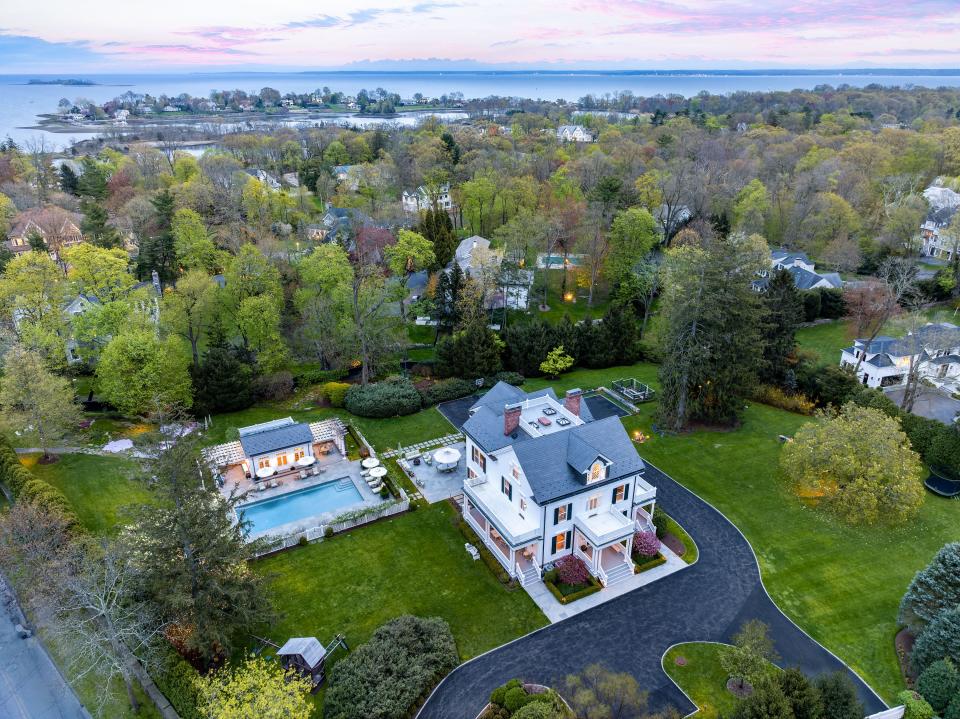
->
[633,530,661,558]
[555,555,591,585]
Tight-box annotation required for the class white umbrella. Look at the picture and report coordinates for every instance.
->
[369,466,387,478]
[255,466,275,479]
[361,457,381,469]
[297,455,316,467]
[433,447,461,470]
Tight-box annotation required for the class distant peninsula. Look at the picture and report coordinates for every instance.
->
[27,78,97,86]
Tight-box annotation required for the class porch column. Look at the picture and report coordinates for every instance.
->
[509,547,516,576]
[625,534,633,558]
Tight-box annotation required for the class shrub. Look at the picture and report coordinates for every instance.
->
[916,659,960,713]
[912,606,960,674]
[491,371,525,386]
[419,378,475,406]
[633,530,661,558]
[652,505,668,539]
[801,291,821,322]
[17,478,79,529]
[752,385,816,415]
[323,615,458,719]
[154,650,201,719]
[814,671,863,719]
[251,371,294,402]
[504,685,530,713]
[899,691,935,719]
[321,381,352,408]
[540,345,574,378]
[344,379,422,418]
[324,526,334,538]
[293,366,347,387]
[818,288,845,318]
[298,535,308,547]
[555,555,590,586]
[947,693,960,719]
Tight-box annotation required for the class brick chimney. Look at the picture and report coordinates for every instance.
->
[504,403,522,436]
[564,388,583,417]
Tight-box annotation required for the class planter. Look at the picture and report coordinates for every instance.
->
[632,552,667,573]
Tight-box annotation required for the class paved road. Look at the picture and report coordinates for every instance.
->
[418,464,887,719]
[0,596,89,718]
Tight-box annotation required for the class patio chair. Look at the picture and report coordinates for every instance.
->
[316,466,326,474]
[422,454,433,466]
[257,483,267,492]
[298,470,307,480]
[369,482,383,493]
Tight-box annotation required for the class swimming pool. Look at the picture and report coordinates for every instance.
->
[239,478,364,535]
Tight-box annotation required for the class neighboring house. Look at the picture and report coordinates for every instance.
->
[452,235,492,274]
[449,236,533,309]
[487,266,535,311]
[840,322,960,389]
[64,293,101,364]
[654,203,691,239]
[557,125,594,143]
[754,250,843,291]
[402,184,453,214]
[461,382,657,587]
[244,168,281,191]
[919,183,960,259]
[7,206,84,261]
[281,172,300,188]
[333,165,358,190]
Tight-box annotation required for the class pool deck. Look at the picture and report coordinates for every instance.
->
[222,451,384,539]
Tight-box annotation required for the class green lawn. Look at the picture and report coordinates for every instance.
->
[508,269,611,325]
[796,321,852,366]
[255,502,548,709]
[203,403,453,454]
[21,453,155,534]
[664,642,777,719]
[621,401,960,703]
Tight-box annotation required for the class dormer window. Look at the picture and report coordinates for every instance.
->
[589,461,606,483]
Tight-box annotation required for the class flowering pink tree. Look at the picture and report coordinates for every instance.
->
[555,555,591,585]
[633,530,661,558]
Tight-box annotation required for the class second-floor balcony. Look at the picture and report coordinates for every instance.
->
[464,481,541,547]
[575,508,634,547]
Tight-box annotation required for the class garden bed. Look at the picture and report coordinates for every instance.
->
[632,551,667,573]
[543,575,602,605]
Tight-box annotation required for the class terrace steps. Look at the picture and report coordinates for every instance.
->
[602,561,634,587]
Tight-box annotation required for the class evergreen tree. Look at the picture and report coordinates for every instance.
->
[435,320,503,378]
[912,607,960,674]
[761,269,804,385]
[730,678,794,719]
[80,198,122,249]
[899,542,960,634]
[125,432,270,666]
[814,672,864,719]
[190,319,254,417]
[916,659,960,713]
[418,208,456,269]
[77,156,109,200]
[778,668,823,719]
[27,229,47,252]
[59,164,79,195]
[433,263,464,329]
[502,319,557,376]
[656,233,769,430]
[137,189,177,281]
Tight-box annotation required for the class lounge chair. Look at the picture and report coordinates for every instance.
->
[465,543,480,561]
[298,470,307,480]
[257,483,267,492]
[369,482,383,493]
[316,466,326,474]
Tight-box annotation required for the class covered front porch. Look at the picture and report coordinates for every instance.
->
[463,494,542,583]
[573,510,635,586]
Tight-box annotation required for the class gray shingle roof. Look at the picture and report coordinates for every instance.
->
[239,421,313,457]
[512,416,644,504]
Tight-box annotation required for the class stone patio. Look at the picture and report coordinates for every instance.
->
[398,441,467,503]
[522,544,689,623]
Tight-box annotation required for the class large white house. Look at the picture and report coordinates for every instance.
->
[919,184,960,260]
[556,125,594,143]
[840,322,960,389]
[402,184,453,214]
[461,382,657,588]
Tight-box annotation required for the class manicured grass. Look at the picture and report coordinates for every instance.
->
[507,270,611,325]
[20,453,155,534]
[254,503,547,711]
[522,362,659,395]
[796,321,852,366]
[203,403,453,454]
[664,642,777,719]
[622,401,960,702]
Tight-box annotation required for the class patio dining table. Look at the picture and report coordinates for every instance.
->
[433,447,461,472]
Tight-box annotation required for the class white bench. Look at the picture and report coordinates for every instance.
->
[465,543,480,561]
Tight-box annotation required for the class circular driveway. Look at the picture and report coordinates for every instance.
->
[418,463,887,719]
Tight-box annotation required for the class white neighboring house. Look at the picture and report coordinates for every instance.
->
[754,250,843,292]
[449,236,533,310]
[461,382,657,588]
[244,168,281,191]
[402,184,453,214]
[920,183,960,260]
[839,322,960,389]
[557,125,594,143]
[453,235,492,274]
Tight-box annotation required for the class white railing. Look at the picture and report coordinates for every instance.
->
[596,563,609,587]
[467,475,488,488]
[516,562,526,586]
[327,498,410,533]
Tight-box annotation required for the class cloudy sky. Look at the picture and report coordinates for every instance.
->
[3,0,960,73]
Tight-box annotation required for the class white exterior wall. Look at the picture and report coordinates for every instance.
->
[247,443,313,473]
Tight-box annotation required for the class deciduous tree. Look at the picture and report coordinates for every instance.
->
[196,655,312,719]
[96,330,193,416]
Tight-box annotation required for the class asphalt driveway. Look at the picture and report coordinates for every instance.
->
[417,464,886,719]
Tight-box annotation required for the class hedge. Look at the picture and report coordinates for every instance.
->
[153,650,201,719]
[632,552,668,573]
[543,575,602,605]
[0,436,79,529]
[344,379,423,418]
[291,365,348,387]
[419,378,475,406]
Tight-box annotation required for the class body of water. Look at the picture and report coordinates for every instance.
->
[3,70,960,149]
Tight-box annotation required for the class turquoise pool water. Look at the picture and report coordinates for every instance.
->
[240,478,363,534]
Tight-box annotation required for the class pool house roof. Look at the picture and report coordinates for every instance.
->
[202,418,348,469]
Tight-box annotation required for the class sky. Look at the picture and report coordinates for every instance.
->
[2,0,960,73]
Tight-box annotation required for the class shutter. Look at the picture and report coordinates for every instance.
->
[565,531,572,550]
[624,484,630,501]
[611,487,617,503]
[567,503,572,519]
[551,535,557,553]
[553,507,559,525]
